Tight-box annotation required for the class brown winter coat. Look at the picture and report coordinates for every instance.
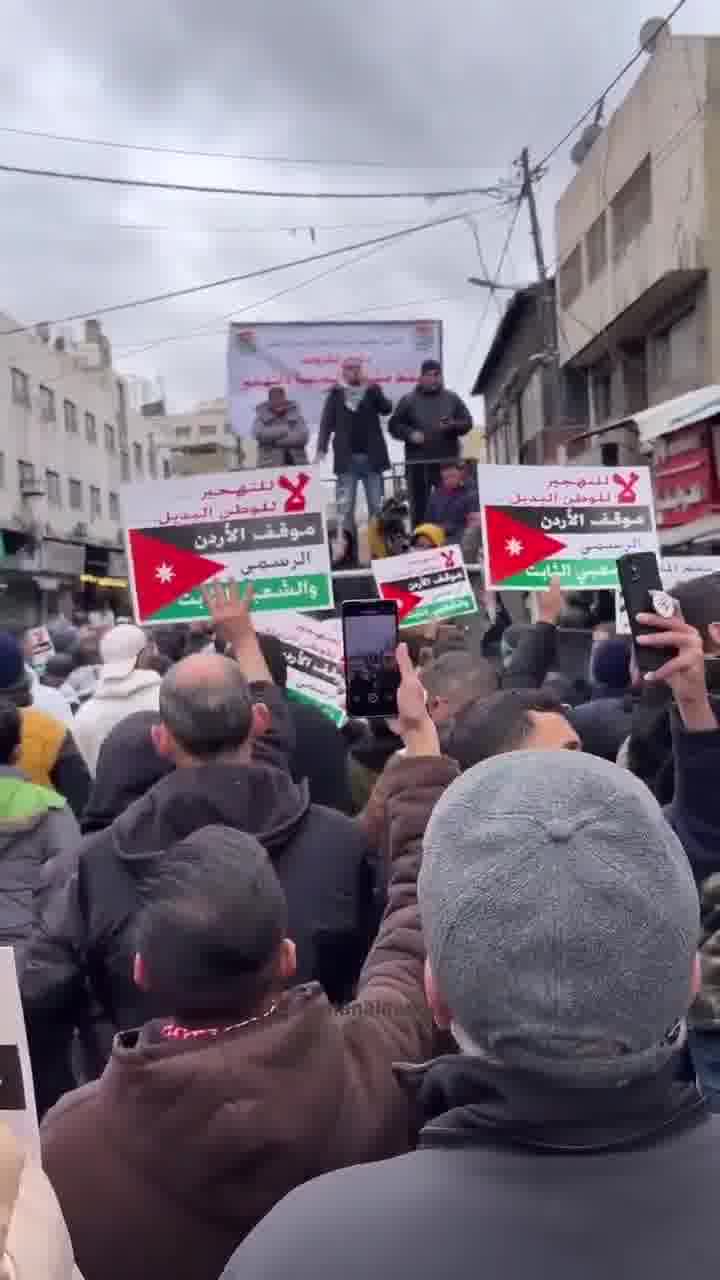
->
[40,754,458,1280]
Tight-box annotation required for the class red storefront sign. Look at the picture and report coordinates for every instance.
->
[653,423,720,529]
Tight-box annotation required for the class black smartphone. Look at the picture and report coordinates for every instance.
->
[616,552,676,675]
[342,599,400,719]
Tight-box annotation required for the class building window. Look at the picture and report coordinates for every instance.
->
[559,245,583,309]
[612,155,652,262]
[118,422,128,449]
[63,399,78,434]
[90,485,102,518]
[85,411,98,443]
[39,385,56,422]
[120,451,130,483]
[133,442,143,475]
[148,447,158,479]
[10,368,30,408]
[18,460,35,491]
[590,361,612,424]
[69,478,83,510]
[224,423,234,435]
[104,423,116,453]
[175,426,192,439]
[109,491,120,521]
[46,470,61,507]
[198,424,217,437]
[586,212,607,284]
[0,452,4,488]
[162,459,171,478]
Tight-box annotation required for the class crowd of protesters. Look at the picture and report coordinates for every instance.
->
[1,555,720,1276]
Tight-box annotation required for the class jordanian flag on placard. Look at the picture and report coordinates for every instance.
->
[128,529,226,622]
[485,507,567,587]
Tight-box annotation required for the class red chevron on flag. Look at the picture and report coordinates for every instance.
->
[128,529,225,620]
[379,583,422,623]
[485,507,567,584]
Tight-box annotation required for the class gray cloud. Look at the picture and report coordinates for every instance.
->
[0,0,716,411]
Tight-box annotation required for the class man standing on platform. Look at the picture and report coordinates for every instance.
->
[317,358,392,540]
[389,360,472,525]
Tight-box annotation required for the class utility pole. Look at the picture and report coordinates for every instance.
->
[519,147,562,442]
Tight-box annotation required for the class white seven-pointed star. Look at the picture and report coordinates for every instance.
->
[155,562,175,584]
[505,537,524,557]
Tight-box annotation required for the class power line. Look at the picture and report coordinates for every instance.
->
[0,204,476,336]
[0,122,489,172]
[535,0,689,171]
[459,199,523,388]
[0,157,507,202]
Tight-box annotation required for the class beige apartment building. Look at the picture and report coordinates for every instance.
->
[555,29,720,428]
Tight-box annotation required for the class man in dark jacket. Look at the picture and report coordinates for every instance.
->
[389,359,472,525]
[20,585,376,1115]
[317,358,392,536]
[40,651,458,1280]
[224,607,720,1280]
[570,635,633,761]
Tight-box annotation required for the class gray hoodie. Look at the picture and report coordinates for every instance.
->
[0,768,80,955]
[252,399,309,467]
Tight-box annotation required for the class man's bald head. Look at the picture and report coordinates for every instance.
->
[158,653,254,762]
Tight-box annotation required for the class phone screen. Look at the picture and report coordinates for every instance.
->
[342,601,400,718]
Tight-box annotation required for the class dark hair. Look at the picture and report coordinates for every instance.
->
[446,689,566,771]
[673,573,720,650]
[256,633,288,689]
[0,700,21,765]
[159,657,254,759]
[421,651,498,708]
[421,358,442,375]
[82,711,173,834]
[135,826,288,1018]
[143,652,173,677]
[42,653,75,684]
[151,626,188,665]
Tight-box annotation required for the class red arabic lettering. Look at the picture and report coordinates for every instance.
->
[278,472,310,514]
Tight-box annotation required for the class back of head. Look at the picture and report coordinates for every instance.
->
[82,711,173,834]
[421,651,498,722]
[42,653,75,686]
[159,654,253,760]
[591,636,632,694]
[672,572,720,652]
[446,688,566,770]
[135,825,288,1019]
[256,633,288,689]
[420,750,699,1083]
[0,632,30,707]
[0,699,21,766]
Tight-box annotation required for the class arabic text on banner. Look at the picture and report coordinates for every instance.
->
[478,464,659,591]
[227,320,442,438]
[372,544,477,628]
[0,948,39,1156]
[257,614,345,725]
[121,467,334,624]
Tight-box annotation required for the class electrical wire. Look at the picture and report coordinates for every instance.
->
[458,198,523,388]
[0,122,489,171]
[534,0,689,171]
[0,204,475,336]
[0,157,506,202]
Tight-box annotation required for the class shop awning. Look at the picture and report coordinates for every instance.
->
[632,386,720,447]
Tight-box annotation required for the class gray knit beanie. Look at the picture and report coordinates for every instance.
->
[419,750,699,1083]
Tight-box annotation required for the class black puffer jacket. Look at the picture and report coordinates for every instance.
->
[21,685,377,1114]
[81,711,173,834]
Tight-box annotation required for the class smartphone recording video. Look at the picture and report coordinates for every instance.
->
[342,600,400,718]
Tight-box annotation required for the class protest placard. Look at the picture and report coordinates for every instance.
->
[121,467,334,624]
[257,614,345,725]
[616,556,720,633]
[478,464,658,591]
[372,545,477,627]
[227,320,442,437]
[25,626,54,673]
[0,949,39,1157]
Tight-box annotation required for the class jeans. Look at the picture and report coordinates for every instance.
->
[688,1029,720,1110]
[336,455,384,532]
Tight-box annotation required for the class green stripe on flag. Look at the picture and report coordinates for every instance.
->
[143,574,333,622]
[496,559,620,590]
[286,687,345,726]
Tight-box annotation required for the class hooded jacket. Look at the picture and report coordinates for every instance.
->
[0,1120,83,1280]
[40,754,457,1280]
[252,399,309,467]
[0,768,80,955]
[81,711,173,835]
[225,1055,719,1280]
[388,386,472,462]
[21,684,377,1115]
[317,384,392,475]
[71,669,162,776]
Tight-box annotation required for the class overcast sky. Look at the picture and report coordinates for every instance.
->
[0,0,715,414]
